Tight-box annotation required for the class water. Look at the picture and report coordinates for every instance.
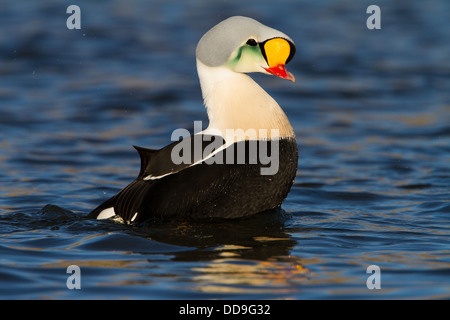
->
[1,0,449,299]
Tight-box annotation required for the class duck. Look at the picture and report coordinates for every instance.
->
[88,16,298,224]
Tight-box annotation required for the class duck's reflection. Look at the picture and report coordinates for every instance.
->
[138,209,293,259]
[37,205,309,295]
[137,209,309,294]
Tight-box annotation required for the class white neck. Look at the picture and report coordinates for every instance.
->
[196,60,295,140]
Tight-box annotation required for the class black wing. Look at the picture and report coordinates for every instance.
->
[88,134,226,221]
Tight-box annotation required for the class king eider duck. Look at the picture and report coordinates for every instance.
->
[88,16,298,224]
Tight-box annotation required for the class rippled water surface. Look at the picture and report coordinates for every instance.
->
[1,0,449,299]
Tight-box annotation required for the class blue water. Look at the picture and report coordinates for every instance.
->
[1,0,449,299]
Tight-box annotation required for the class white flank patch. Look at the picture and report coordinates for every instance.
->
[96,207,116,219]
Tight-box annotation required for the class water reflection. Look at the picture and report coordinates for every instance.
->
[29,205,309,296]
[191,258,308,295]
[136,209,309,295]
[139,209,294,259]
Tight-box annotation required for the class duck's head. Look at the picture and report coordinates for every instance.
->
[196,16,296,82]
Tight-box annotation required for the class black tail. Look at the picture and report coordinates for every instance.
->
[87,145,158,221]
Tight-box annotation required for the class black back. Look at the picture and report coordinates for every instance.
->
[88,135,298,223]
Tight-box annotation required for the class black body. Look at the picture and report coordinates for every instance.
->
[88,135,298,223]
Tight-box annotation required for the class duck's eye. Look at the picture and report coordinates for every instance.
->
[246,38,257,46]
